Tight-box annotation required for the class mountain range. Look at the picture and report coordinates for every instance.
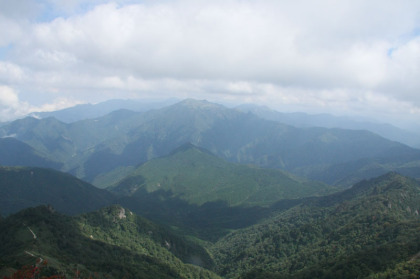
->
[1,99,419,188]
[236,104,420,148]
[29,98,179,123]
[1,98,420,278]
[30,98,420,149]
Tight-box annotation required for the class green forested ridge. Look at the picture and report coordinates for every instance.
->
[111,143,334,206]
[76,205,215,270]
[0,166,115,216]
[1,169,419,278]
[110,143,334,241]
[211,172,420,278]
[0,205,221,279]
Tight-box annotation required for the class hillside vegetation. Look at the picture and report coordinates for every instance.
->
[1,173,419,278]
[211,173,420,278]
[1,99,419,278]
[107,144,335,241]
[111,143,334,206]
[0,205,220,279]
[0,137,61,169]
[0,166,115,216]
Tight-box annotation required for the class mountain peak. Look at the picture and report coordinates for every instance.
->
[177,99,225,110]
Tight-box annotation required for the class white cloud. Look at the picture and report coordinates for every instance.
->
[33,97,83,112]
[0,86,19,107]
[0,86,30,121]
[0,62,24,82]
[16,1,417,83]
[0,0,419,125]
[0,15,23,47]
[385,37,420,100]
[0,85,82,122]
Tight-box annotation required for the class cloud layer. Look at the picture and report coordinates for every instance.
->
[0,0,419,125]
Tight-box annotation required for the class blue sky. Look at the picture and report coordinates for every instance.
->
[0,0,420,129]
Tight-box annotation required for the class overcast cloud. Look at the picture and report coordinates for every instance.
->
[0,0,419,127]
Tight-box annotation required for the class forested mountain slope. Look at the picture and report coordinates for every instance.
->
[110,144,334,241]
[0,137,61,169]
[0,167,115,216]
[211,172,420,278]
[110,143,334,206]
[0,205,220,279]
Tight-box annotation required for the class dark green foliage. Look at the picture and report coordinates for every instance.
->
[0,206,220,279]
[76,205,215,270]
[367,257,420,278]
[0,166,115,216]
[211,173,420,278]
[118,190,276,241]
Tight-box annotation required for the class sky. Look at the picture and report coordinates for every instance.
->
[0,0,419,129]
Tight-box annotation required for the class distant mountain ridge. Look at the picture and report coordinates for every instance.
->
[82,99,420,186]
[236,104,420,148]
[32,98,420,147]
[30,98,179,123]
[0,99,419,187]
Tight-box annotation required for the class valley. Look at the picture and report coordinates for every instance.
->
[1,99,419,278]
